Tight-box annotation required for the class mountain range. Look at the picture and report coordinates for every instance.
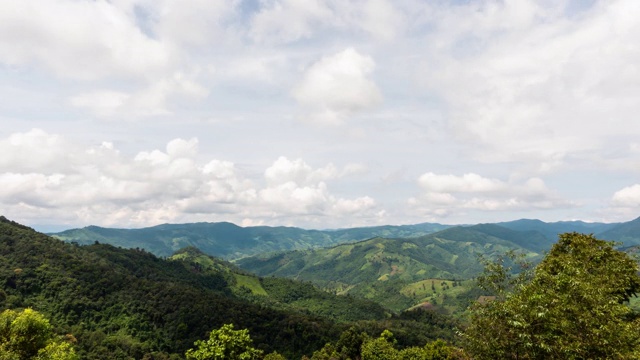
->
[50,217,640,260]
[0,216,456,359]
[50,221,452,259]
[49,216,640,313]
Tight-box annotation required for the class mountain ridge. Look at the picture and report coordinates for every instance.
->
[49,217,640,261]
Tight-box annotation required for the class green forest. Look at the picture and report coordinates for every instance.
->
[3,215,640,359]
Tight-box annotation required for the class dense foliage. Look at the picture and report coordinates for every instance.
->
[463,232,640,359]
[51,222,451,259]
[237,225,543,312]
[0,308,78,360]
[185,324,464,360]
[15,212,639,359]
[0,217,457,359]
[185,324,263,360]
[172,247,390,323]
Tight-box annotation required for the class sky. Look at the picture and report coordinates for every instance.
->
[1,0,640,232]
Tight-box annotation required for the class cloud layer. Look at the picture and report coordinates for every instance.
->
[0,130,378,228]
[2,0,640,229]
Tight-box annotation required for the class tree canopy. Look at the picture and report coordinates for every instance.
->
[0,308,78,360]
[463,232,640,359]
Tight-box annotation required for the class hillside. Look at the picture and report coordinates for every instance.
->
[50,218,640,262]
[236,224,543,312]
[50,221,451,259]
[597,216,640,246]
[497,219,618,242]
[0,216,457,359]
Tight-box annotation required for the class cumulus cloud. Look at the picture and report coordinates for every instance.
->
[0,130,378,228]
[409,172,574,219]
[0,0,215,119]
[70,72,208,118]
[292,48,382,124]
[418,0,640,170]
[5,0,640,227]
[612,184,640,208]
[249,0,336,44]
[248,0,406,43]
[598,184,640,222]
[417,172,505,193]
[0,0,171,80]
[258,157,376,217]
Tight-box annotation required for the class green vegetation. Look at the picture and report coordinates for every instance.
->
[51,222,451,260]
[0,308,78,360]
[0,216,457,359]
[463,232,640,359]
[185,324,263,360]
[309,327,467,360]
[7,213,640,359]
[237,225,543,312]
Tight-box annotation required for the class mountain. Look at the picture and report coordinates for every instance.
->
[0,216,456,359]
[50,221,451,260]
[497,219,616,243]
[51,218,640,262]
[236,224,543,312]
[597,216,640,246]
[497,218,640,247]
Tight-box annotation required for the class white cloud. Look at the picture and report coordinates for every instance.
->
[418,0,640,171]
[258,156,376,217]
[264,156,338,186]
[249,0,336,44]
[409,172,573,218]
[612,184,640,208]
[0,130,378,228]
[70,73,208,118]
[146,0,237,48]
[417,172,505,193]
[0,0,171,80]
[0,0,215,119]
[335,0,405,41]
[4,0,640,228]
[292,48,382,124]
[248,0,406,44]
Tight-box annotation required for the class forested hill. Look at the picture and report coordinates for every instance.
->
[50,217,640,261]
[50,221,451,259]
[236,224,545,312]
[0,216,457,359]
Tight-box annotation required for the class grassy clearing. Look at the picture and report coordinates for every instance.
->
[233,273,268,295]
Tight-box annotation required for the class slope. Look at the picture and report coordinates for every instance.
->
[497,219,616,245]
[1,216,455,359]
[236,224,543,312]
[597,216,640,246]
[50,221,451,260]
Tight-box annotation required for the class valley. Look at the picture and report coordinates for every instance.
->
[3,215,640,358]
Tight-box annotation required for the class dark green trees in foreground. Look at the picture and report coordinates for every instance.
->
[186,324,463,360]
[0,308,78,360]
[463,232,640,359]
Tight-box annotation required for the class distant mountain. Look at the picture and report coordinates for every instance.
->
[0,216,456,359]
[50,217,640,264]
[496,218,640,246]
[50,222,451,260]
[597,216,640,246]
[236,224,543,312]
[497,219,616,243]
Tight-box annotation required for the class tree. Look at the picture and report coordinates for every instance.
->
[361,331,463,360]
[262,352,286,360]
[361,330,398,360]
[0,308,78,360]
[185,324,263,360]
[463,232,640,359]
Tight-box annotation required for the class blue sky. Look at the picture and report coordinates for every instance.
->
[1,0,639,231]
